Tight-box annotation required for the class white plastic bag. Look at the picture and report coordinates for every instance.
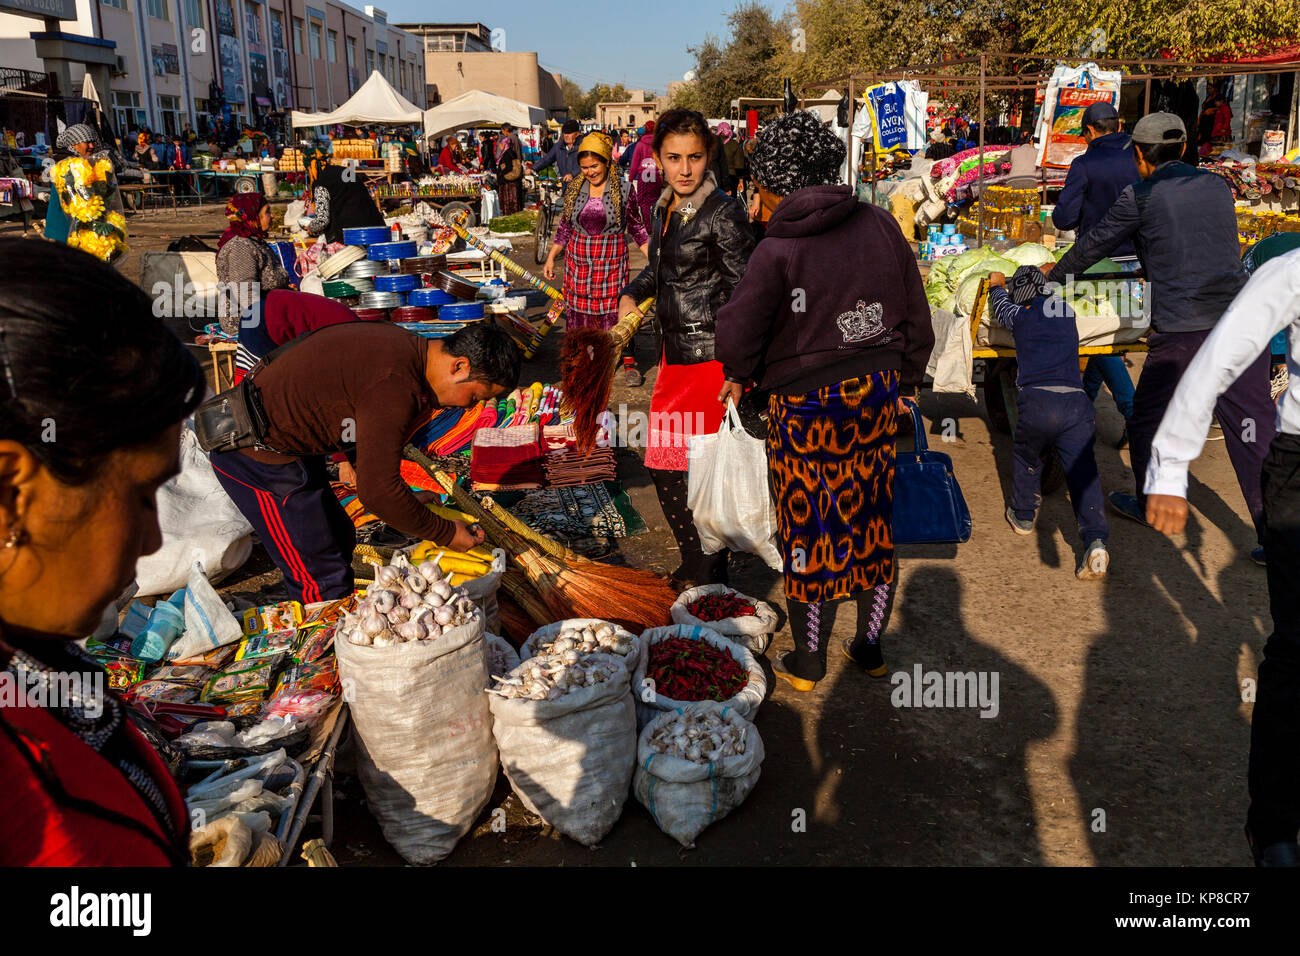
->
[519,618,646,677]
[134,421,254,596]
[456,552,505,632]
[335,609,497,865]
[633,702,764,848]
[480,188,501,224]
[165,559,244,661]
[634,624,767,729]
[687,401,782,571]
[670,585,778,654]
[487,652,636,846]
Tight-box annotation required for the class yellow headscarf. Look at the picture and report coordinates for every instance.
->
[577,131,613,163]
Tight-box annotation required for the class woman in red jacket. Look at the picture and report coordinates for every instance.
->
[0,239,205,865]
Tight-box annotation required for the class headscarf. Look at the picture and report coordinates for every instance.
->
[56,123,99,151]
[562,136,622,231]
[218,192,268,252]
[716,121,733,142]
[747,109,845,197]
[303,144,328,186]
[577,131,612,162]
[495,129,520,161]
[1009,265,1047,305]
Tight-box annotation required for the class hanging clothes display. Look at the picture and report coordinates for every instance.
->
[900,81,930,151]
[865,83,909,152]
[1035,63,1122,169]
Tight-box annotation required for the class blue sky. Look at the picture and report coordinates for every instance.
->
[383,0,771,95]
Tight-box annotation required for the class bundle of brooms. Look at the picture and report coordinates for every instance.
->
[560,298,655,456]
[404,444,676,634]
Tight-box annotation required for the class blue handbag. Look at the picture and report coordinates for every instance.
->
[893,405,972,545]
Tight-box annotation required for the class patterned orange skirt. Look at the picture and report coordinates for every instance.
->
[767,371,899,603]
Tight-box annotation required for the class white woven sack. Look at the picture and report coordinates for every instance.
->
[633,624,767,729]
[670,586,778,654]
[519,618,646,677]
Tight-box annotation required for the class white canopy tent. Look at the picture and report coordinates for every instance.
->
[291,70,424,129]
[422,90,546,141]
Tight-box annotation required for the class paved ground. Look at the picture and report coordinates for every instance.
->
[4,203,1269,865]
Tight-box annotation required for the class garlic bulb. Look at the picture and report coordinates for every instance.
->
[487,653,619,700]
[417,560,442,582]
[646,710,747,762]
[387,606,410,625]
[399,591,422,610]
[342,563,477,645]
[531,620,635,659]
[396,620,427,641]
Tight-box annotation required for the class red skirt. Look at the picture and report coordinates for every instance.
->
[644,353,725,472]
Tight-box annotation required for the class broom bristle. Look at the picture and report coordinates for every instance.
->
[560,327,617,456]
[554,567,677,632]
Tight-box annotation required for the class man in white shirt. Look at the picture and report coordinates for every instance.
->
[1145,247,1300,867]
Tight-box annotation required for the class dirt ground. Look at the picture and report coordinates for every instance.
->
[4,202,1268,866]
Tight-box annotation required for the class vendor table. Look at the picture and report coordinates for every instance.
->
[149,168,272,208]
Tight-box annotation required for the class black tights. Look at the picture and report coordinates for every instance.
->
[649,467,728,584]
[784,581,896,681]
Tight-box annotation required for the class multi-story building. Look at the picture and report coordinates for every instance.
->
[397,21,565,117]
[0,0,425,138]
[595,89,668,129]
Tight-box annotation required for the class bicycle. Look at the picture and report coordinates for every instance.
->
[533,175,563,265]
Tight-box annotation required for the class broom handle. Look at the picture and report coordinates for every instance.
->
[445,209,563,300]
[610,298,656,352]
[480,495,571,562]
[524,297,566,358]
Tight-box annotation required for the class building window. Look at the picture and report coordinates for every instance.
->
[309,23,322,59]
[182,0,201,27]
[146,0,169,20]
[112,90,144,136]
[346,37,356,69]
[157,94,183,137]
[102,0,125,9]
[293,18,304,55]
[366,49,374,75]
[327,30,337,63]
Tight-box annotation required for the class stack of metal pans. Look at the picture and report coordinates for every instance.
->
[353,308,390,321]
[397,255,448,275]
[438,301,485,322]
[322,278,373,299]
[359,290,407,310]
[391,306,437,323]
[366,241,417,261]
[374,273,419,294]
[342,226,392,246]
[341,259,389,280]
[408,287,456,308]
[317,245,366,279]
[430,270,480,299]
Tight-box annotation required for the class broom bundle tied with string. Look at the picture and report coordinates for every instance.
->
[560,301,654,456]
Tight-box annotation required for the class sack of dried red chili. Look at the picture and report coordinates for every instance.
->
[670,585,779,653]
[634,624,767,729]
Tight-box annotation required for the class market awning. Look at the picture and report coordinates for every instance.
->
[291,70,424,129]
[422,90,546,141]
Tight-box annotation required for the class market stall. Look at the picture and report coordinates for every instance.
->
[421,89,546,144]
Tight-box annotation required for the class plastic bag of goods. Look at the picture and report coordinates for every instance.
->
[686,402,783,571]
[486,651,637,846]
[634,624,767,729]
[670,586,778,654]
[334,561,496,865]
[633,702,764,848]
[520,618,645,676]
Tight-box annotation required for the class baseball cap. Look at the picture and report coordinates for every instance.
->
[1131,111,1187,145]
[1081,102,1119,129]
[561,119,580,134]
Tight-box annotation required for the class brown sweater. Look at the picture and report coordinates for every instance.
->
[243,322,453,544]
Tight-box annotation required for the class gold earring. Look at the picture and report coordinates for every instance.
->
[3,526,24,549]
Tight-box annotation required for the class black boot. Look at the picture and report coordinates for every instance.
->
[651,468,726,587]
[842,582,895,678]
[777,598,837,688]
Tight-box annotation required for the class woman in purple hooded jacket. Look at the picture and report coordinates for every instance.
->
[716,111,934,691]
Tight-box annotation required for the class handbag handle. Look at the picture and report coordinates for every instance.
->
[906,402,928,460]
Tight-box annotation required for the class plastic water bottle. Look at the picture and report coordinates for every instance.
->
[131,588,187,661]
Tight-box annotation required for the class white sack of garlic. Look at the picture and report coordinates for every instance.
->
[633,701,765,849]
[485,650,636,847]
[342,554,477,646]
[521,619,644,676]
[484,633,521,683]
[486,652,620,701]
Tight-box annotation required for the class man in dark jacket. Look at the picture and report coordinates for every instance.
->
[1046,112,1275,558]
[1052,101,1139,444]
[533,118,581,182]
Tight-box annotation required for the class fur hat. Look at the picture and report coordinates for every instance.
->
[747,110,845,196]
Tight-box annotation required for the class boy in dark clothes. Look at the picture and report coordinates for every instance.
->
[988,265,1110,579]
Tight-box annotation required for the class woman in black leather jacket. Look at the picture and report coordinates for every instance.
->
[618,109,755,586]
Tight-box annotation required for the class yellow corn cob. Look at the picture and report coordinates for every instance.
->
[439,553,491,576]
[423,501,477,525]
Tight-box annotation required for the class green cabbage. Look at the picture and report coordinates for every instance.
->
[1053,243,1073,260]
[1004,242,1056,267]
[1085,257,1121,274]
[945,245,997,290]
[955,274,986,316]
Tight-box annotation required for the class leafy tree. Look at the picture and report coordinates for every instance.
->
[560,77,586,118]
[680,2,794,117]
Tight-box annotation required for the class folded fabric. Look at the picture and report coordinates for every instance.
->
[411,406,467,453]
[471,423,546,486]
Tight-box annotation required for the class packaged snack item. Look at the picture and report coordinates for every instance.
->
[241,602,304,638]
[85,633,136,658]
[170,644,238,669]
[222,700,266,720]
[234,629,299,661]
[202,656,279,703]
[273,657,339,696]
[293,624,335,664]
[301,596,354,626]
[129,679,201,704]
[263,690,337,724]
[147,663,213,687]
[101,656,146,692]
